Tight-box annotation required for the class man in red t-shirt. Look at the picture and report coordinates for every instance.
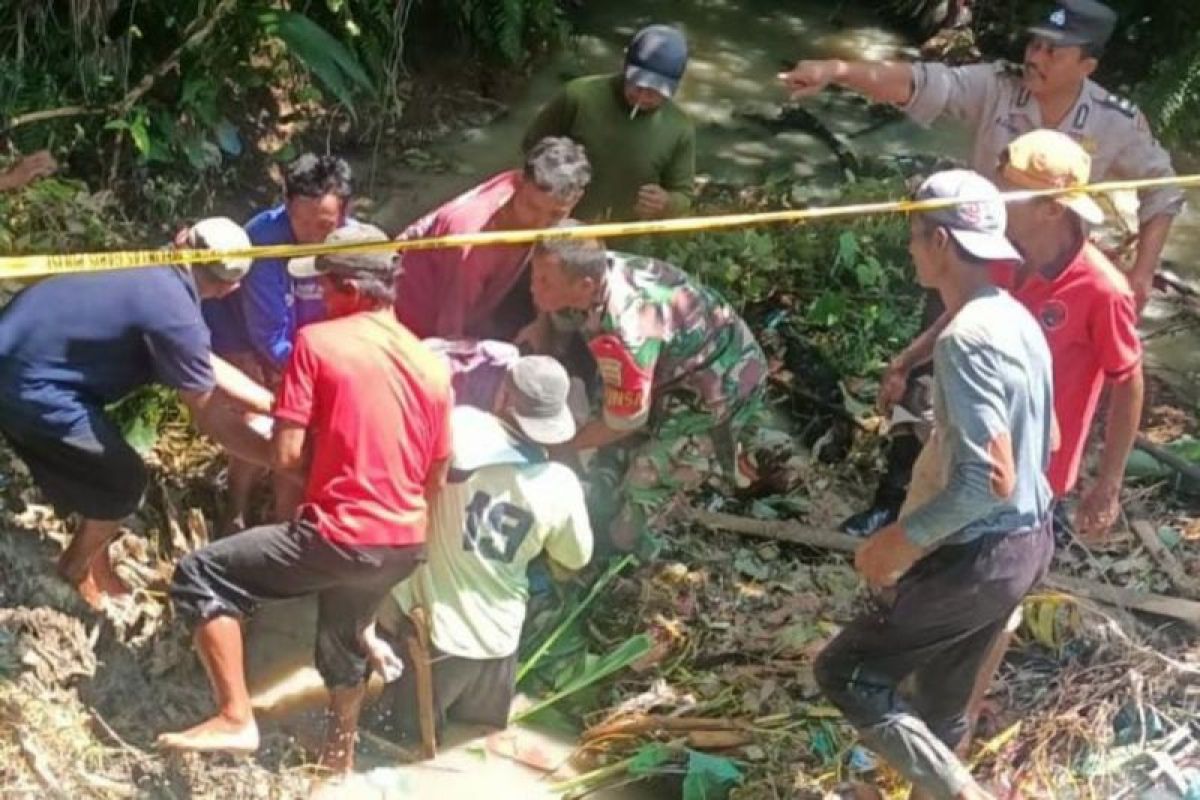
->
[995,129,1144,538]
[160,225,453,773]
[394,137,590,341]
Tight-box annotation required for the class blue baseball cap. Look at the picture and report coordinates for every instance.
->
[624,25,688,99]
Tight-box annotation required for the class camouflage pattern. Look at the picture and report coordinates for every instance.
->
[580,252,768,552]
[582,252,767,433]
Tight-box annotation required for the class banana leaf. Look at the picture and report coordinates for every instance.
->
[510,633,652,724]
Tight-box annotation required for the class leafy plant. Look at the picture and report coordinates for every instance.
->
[641,177,924,380]
[259,9,376,115]
[442,0,567,65]
[1136,32,1200,150]
[510,633,653,723]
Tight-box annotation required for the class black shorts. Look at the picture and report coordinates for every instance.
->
[370,612,516,743]
[0,410,146,521]
[170,520,425,688]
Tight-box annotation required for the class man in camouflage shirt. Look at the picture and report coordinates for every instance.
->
[525,235,766,551]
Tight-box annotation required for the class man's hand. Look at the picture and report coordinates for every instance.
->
[855,523,925,589]
[634,184,670,219]
[515,316,551,355]
[877,357,910,415]
[1075,477,1121,543]
[778,61,838,99]
[1129,271,1153,313]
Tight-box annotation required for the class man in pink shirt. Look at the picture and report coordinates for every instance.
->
[395,137,591,341]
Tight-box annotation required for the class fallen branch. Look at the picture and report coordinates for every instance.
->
[691,508,1200,625]
[583,714,746,743]
[1043,574,1200,626]
[1130,519,1200,600]
[1,106,106,134]
[687,509,858,554]
[3,0,238,135]
[1134,436,1200,484]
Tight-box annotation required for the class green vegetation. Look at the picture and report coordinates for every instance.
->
[1,0,569,199]
[642,177,924,379]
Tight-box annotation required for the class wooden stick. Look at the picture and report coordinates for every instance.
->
[404,607,438,761]
[687,508,859,554]
[1130,519,1200,600]
[690,508,1200,625]
[1040,573,1200,624]
[583,713,745,742]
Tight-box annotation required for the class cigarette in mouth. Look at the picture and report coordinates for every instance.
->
[629,105,640,121]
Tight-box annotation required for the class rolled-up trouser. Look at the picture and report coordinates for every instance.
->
[814,521,1054,799]
[170,519,425,688]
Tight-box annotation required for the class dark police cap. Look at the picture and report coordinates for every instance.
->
[1028,0,1117,50]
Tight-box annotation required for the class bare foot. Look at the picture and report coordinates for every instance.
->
[88,551,131,597]
[316,739,356,774]
[316,734,357,777]
[74,570,107,611]
[157,715,260,754]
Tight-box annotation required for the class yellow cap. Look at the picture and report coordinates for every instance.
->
[1001,129,1105,225]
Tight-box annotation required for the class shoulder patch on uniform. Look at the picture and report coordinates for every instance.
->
[1094,91,1139,119]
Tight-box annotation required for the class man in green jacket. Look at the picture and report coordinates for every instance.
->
[523,25,695,222]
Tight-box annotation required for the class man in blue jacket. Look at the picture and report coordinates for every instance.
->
[202,153,354,532]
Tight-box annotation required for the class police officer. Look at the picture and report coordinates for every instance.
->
[780,0,1183,538]
[780,0,1182,312]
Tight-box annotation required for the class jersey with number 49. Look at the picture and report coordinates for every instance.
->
[391,406,593,659]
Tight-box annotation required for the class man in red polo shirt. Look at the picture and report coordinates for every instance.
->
[159,225,453,773]
[994,128,1143,535]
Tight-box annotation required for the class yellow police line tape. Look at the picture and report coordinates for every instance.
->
[2,174,1198,280]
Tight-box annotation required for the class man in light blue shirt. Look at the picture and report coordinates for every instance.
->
[815,171,1055,800]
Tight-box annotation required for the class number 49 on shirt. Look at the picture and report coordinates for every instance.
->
[462,491,533,563]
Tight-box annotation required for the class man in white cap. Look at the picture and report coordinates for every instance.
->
[0,218,275,608]
[815,171,1055,800]
[523,24,695,221]
[373,355,593,745]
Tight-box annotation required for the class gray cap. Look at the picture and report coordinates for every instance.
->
[505,356,576,445]
[287,224,395,279]
[1028,0,1117,49]
[915,170,1023,264]
[624,25,688,99]
[187,217,252,282]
